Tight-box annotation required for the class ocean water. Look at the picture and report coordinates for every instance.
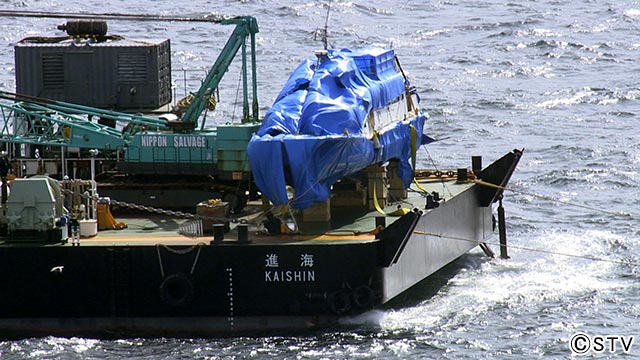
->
[1,0,639,358]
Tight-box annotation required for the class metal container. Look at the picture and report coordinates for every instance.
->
[15,35,171,111]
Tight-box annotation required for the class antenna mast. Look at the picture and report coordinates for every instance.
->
[322,0,331,50]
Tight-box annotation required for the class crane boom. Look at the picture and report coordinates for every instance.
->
[181,16,259,128]
[0,11,262,192]
[0,91,168,149]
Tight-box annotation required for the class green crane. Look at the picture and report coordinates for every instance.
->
[0,11,261,178]
[181,16,260,128]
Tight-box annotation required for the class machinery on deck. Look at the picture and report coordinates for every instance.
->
[0,13,261,210]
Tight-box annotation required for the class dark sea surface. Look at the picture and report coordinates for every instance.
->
[1,0,639,358]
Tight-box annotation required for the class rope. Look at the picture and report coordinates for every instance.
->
[284,205,299,233]
[156,245,165,278]
[421,146,453,198]
[470,179,633,219]
[413,177,428,193]
[190,245,203,274]
[257,137,361,231]
[231,70,242,122]
[410,124,417,174]
[159,243,204,255]
[156,243,205,278]
[372,182,411,217]
[372,182,386,215]
[413,230,640,268]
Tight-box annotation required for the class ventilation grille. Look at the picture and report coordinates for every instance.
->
[42,53,64,90]
[117,53,147,81]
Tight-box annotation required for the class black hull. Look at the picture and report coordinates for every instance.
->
[0,316,341,339]
[0,240,386,337]
[0,193,482,337]
[0,150,522,337]
[0,242,380,324]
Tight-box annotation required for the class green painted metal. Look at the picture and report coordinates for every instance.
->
[251,31,259,123]
[0,102,127,149]
[0,15,261,176]
[216,122,260,140]
[216,123,260,172]
[182,16,260,129]
[0,94,177,149]
[125,131,217,164]
[0,91,168,129]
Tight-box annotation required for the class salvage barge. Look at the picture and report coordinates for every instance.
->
[0,150,521,337]
[0,13,523,337]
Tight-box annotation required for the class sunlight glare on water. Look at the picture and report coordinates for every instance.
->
[0,0,639,358]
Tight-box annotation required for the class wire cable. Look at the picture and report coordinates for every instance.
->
[472,179,633,219]
[414,230,640,268]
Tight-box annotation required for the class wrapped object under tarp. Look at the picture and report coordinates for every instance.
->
[248,48,428,209]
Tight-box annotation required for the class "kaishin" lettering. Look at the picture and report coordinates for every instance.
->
[264,270,315,282]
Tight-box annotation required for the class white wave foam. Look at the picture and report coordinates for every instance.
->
[536,90,593,108]
[624,9,640,17]
[379,229,629,334]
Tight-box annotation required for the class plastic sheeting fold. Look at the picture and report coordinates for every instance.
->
[248,48,428,209]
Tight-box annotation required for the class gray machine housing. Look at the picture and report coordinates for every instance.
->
[15,35,171,111]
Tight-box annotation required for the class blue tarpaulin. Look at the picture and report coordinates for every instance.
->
[248,48,428,208]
